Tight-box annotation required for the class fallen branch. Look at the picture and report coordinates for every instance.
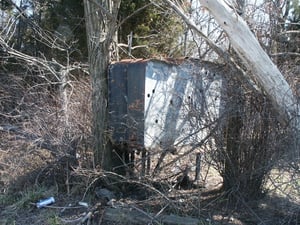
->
[103,207,202,225]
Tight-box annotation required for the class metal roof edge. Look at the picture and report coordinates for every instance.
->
[111,57,224,66]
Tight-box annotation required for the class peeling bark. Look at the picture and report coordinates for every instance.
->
[84,0,121,169]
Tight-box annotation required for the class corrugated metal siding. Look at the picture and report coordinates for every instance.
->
[127,62,145,148]
[108,62,145,148]
[108,63,128,143]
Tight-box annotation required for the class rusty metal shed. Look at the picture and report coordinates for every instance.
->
[108,58,224,151]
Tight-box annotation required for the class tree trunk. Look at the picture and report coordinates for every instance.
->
[199,0,299,128]
[223,82,243,194]
[83,0,120,169]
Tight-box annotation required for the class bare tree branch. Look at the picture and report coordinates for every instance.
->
[118,2,153,27]
[154,0,260,92]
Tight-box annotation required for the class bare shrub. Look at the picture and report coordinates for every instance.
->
[0,59,93,192]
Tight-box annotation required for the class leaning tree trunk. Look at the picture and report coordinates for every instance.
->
[84,0,121,169]
[199,0,299,128]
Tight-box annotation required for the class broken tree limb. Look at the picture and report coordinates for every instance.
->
[103,207,203,225]
[199,0,299,127]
